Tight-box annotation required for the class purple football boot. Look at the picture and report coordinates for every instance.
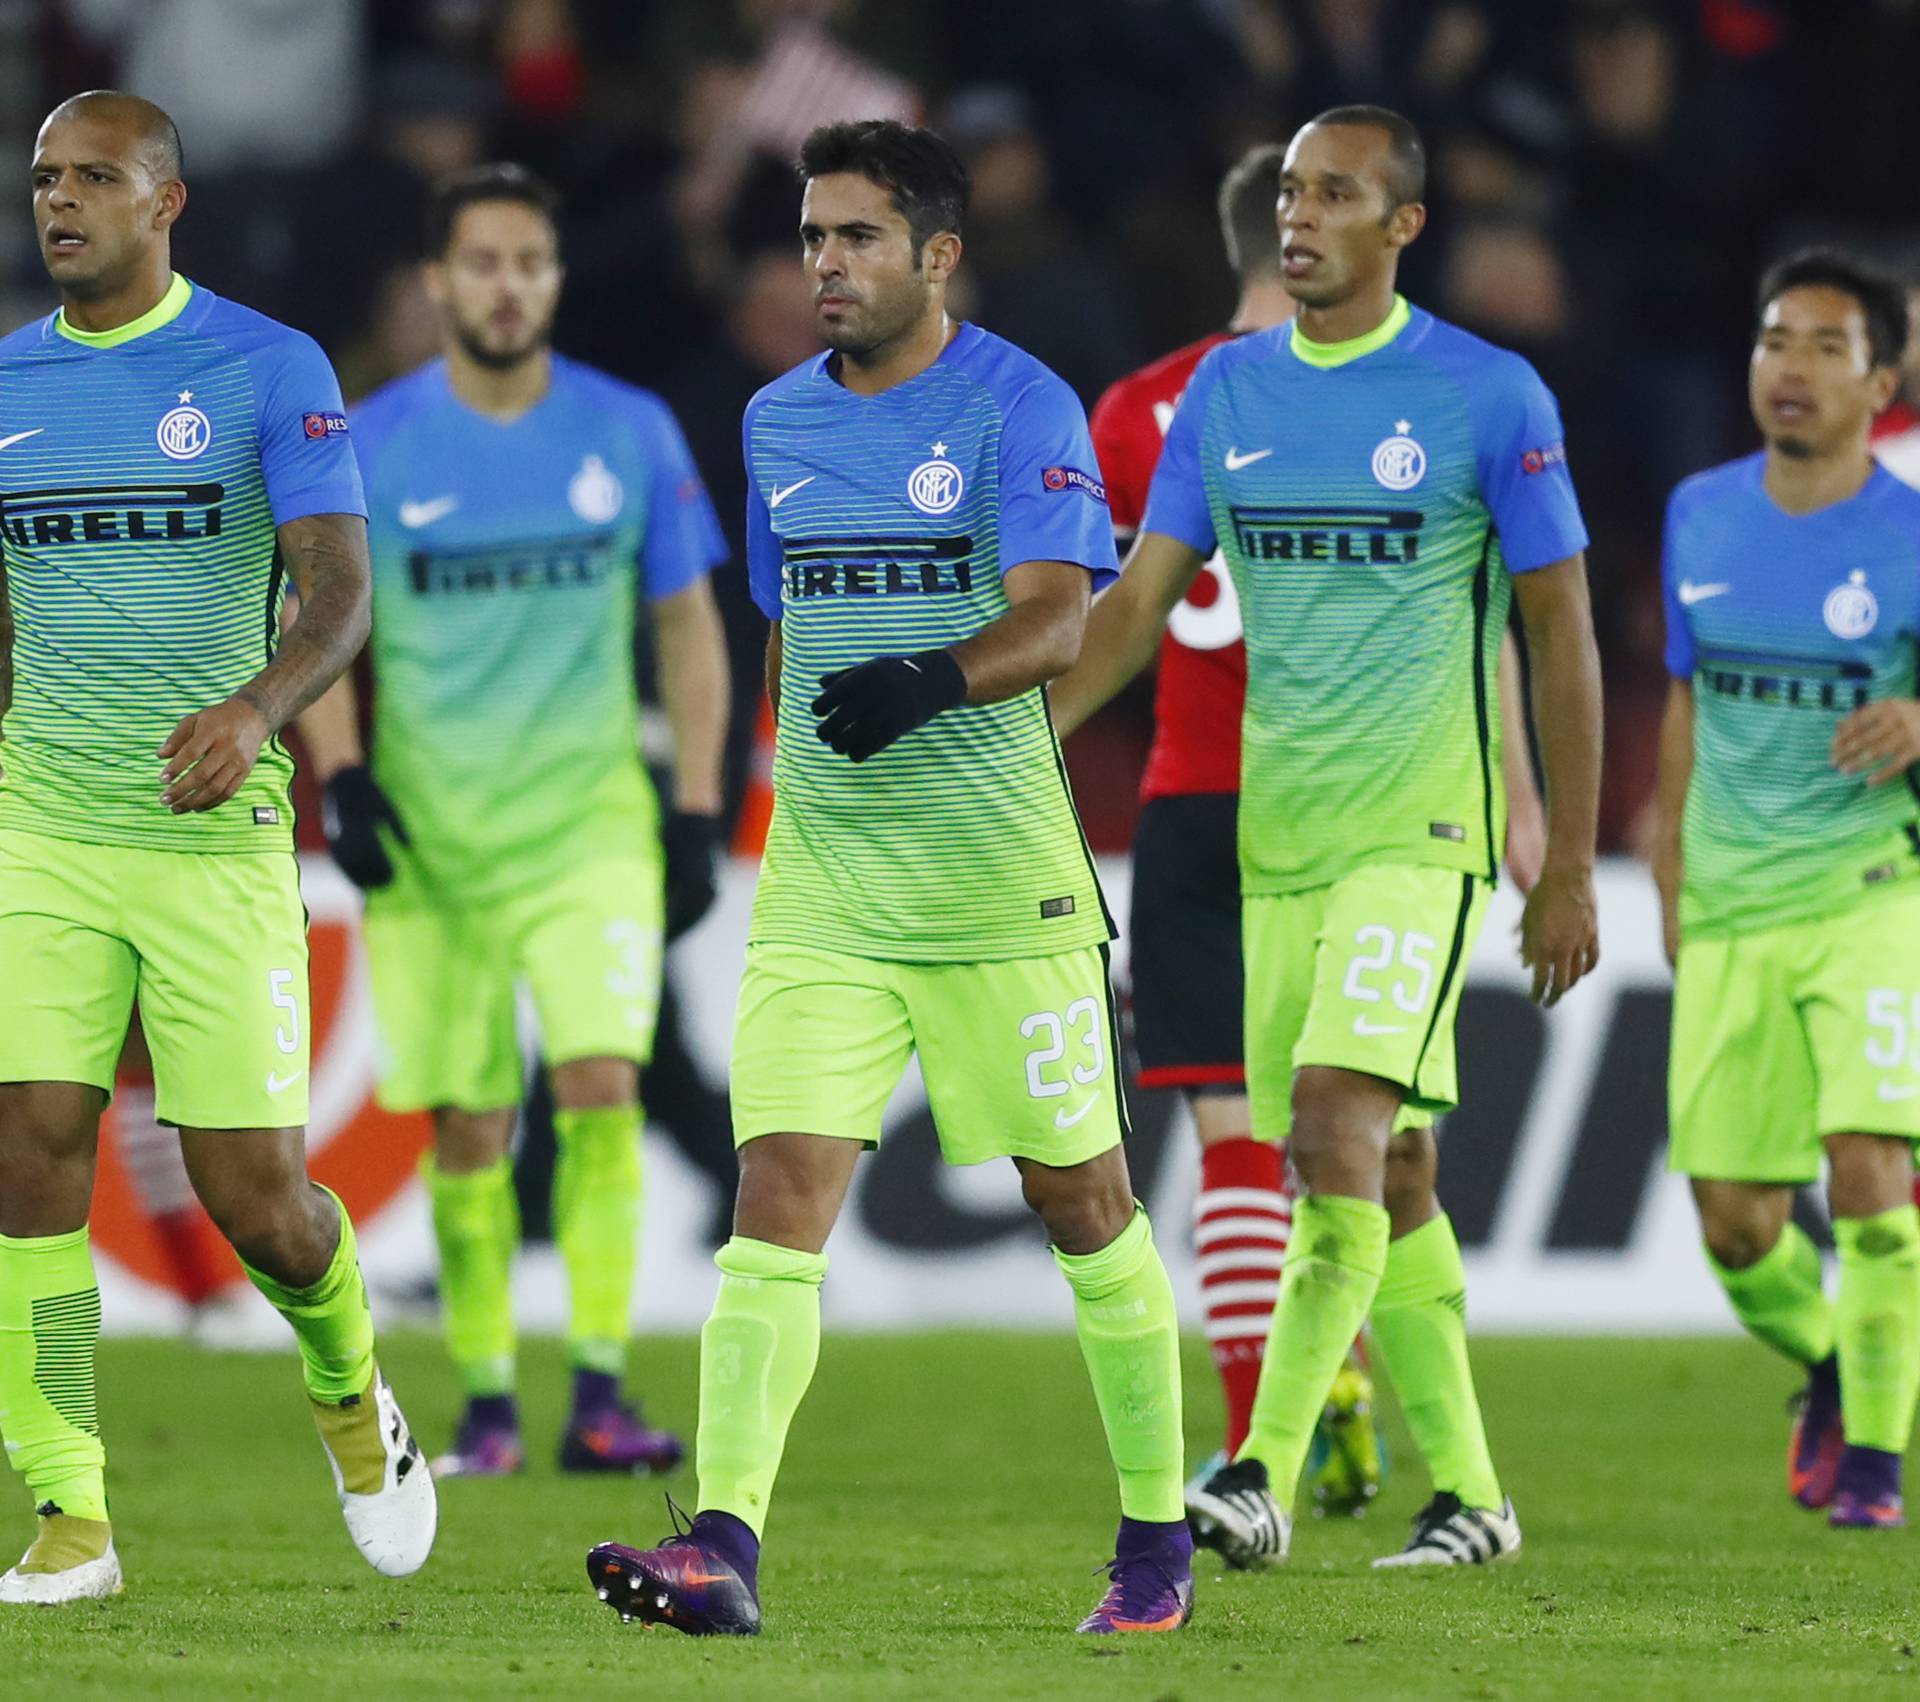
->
[559,1371,684,1475]
[1076,1518,1195,1635]
[431,1396,525,1479]
[586,1507,761,1637]
[1829,1445,1905,1530]
[1787,1358,1844,1509]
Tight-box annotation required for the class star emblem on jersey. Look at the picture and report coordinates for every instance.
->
[907,443,965,516]
[156,396,212,461]
[1824,569,1878,640]
[1370,420,1425,492]
[568,454,624,524]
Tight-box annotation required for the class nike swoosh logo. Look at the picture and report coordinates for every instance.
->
[1224,447,1272,471]
[1677,580,1730,606]
[1352,1017,1408,1037]
[1054,1096,1100,1130]
[768,476,816,509]
[398,495,460,529]
[265,1069,306,1095]
[0,429,44,451]
[1878,1082,1920,1102]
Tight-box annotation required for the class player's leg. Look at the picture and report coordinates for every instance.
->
[0,831,138,1603]
[586,944,906,1635]
[136,847,433,1576]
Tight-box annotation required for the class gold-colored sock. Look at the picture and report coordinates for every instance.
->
[310,1370,385,1496]
[18,1510,111,1574]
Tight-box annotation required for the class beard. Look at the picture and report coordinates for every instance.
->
[450,310,550,372]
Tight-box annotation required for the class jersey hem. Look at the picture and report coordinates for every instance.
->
[1679,866,1920,941]
[0,813,295,857]
[742,926,1116,966]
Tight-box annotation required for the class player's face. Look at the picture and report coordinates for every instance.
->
[1749,286,1897,458]
[30,113,179,298]
[429,200,562,370]
[799,173,952,361]
[1275,124,1422,310]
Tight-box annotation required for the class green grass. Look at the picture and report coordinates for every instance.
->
[9,1334,1920,1700]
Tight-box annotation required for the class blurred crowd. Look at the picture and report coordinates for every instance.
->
[11,0,1920,851]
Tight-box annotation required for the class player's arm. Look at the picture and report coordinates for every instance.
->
[1831,691,1920,785]
[290,638,408,890]
[654,577,730,816]
[1510,554,1603,1006]
[765,622,782,719]
[160,513,372,813]
[1650,677,1694,968]
[1048,531,1206,738]
[1498,630,1546,893]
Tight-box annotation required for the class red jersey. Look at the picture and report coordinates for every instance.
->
[1089,332,1246,801]
[1873,400,1920,490]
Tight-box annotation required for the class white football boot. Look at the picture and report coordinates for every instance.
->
[313,1367,437,1577]
[1372,1493,1521,1567]
[1186,1457,1292,1569]
[0,1506,123,1604]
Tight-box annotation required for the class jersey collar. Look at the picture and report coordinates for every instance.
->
[1288,294,1412,369]
[54,272,194,349]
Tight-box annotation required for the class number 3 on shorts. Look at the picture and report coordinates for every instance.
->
[1021,998,1105,1100]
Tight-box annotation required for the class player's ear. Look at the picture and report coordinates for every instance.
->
[421,259,449,310]
[153,176,186,234]
[1384,200,1425,252]
[1869,362,1901,415]
[924,231,962,288]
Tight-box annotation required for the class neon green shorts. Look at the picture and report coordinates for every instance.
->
[362,851,663,1113]
[0,827,311,1128]
[1669,886,1920,1183]
[730,941,1128,1167]
[1244,863,1489,1143]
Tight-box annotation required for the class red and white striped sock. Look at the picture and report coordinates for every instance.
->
[1194,1136,1291,1457]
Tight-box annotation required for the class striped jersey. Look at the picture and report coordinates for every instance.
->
[1143,297,1588,894]
[351,356,725,903]
[1663,455,1920,936]
[744,321,1117,961]
[0,273,364,852]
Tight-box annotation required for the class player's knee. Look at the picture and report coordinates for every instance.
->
[550,1055,638,1110]
[0,1084,101,1234]
[1022,1168,1132,1255]
[1699,1212,1774,1271]
[1383,1131,1438,1232]
[1288,1074,1390,1193]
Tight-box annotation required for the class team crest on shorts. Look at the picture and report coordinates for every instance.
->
[156,391,211,461]
[907,443,964,515]
[1824,570,1878,640]
[1371,420,1425,491]
[568,454,624,523]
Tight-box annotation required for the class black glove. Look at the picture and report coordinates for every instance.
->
[662,808,721,940]
[811,649,967,762]
[321,764,408,889]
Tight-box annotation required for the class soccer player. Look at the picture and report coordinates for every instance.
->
[584,120,1191,1638]
[1653,251,1920,1530]
[296,164,730,1477]
[1089,142,1549,1515]
[0,91,435,1603]
[1053,106,1603,1570]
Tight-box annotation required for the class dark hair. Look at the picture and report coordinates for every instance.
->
[1304,104,1427,208]
[425,162,561,257]
[1218,144,1286,280]
[1758,248,1910,369]
[797,119,970,251]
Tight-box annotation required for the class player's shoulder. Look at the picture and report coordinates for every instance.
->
[1402,308,1550,408]
[1668,453,1763,520]
[188,284,331,373]
[946,323,1084,424]
[1859,460,1920,538]
[0,312,56,363]
[352,359,445,433]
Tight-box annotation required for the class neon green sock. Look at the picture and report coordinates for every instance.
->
[1708,1221,1833,1365]
[243,1186,375,1403]
[553,1104,643,1375]
[1369,1213,1502,1510]
[1834,1206,1920,1453]
[0,1227,107,1522]
[1053,1205,1185,1523]
[1238,1193,1389,1502]
[696,1236,825,1537]
[423,1153,519,1396]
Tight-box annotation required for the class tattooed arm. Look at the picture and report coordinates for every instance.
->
[159,512,371,814]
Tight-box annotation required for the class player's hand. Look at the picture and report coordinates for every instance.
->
[158,697,269,814]
[1831,698,1920,787]
[811,649,967,763]
[662,808,721,940]
[322,763,409,889]
[1517,860,1599,1007]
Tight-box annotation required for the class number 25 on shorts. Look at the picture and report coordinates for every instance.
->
[1342,925,1436,1038]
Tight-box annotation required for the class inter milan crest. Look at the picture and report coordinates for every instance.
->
[1824,569,1878,640]
[568,453,624,524]
[156,390,211,461]
[907,442,964,515]
[1370,419,1425,492]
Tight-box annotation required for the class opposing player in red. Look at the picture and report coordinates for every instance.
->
[1087,144,1546,1513]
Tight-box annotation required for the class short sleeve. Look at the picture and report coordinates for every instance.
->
[996,376,1120,590]
[254,332,366,524]
[1471,355,1588,574]
[634,395,727,600]
[1661,487,1696,679]
[742,396,783,620]
[1088,376,1150,538]
[1140,351,1219,556]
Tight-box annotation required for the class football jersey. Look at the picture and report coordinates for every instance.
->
[351,355,725,902]
[1089,331,1245,802]
[744,321,1117,961]
[1143,297,1588,896]
[1663,454,1920,936]
[0,273,364,852]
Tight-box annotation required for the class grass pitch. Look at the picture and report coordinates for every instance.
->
[7,1332,1918,1700]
